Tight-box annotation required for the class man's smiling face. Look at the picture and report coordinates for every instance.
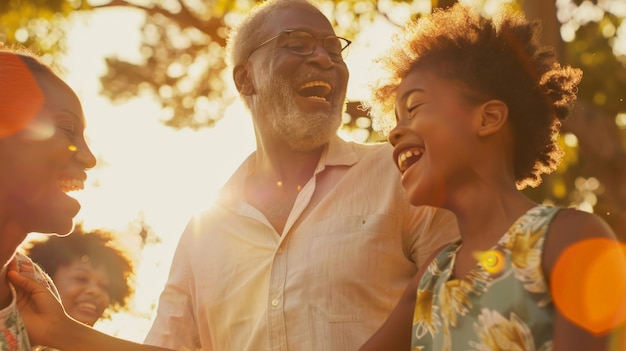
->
[247,3,349,151]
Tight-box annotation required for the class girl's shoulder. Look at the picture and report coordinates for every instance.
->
[549,207,616,243]
[542,207,617,276]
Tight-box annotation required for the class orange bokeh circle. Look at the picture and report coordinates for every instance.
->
[0,53,45,137]
[551,238,626,335]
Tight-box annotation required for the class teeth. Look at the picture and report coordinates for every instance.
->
[77,302,97,311]
[398,148,424,172]
[298,81,331,90]
[58,179,85,192]
[297,81,332,101]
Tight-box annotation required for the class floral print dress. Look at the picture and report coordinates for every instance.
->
[0,285,30,351]
[411,205,560,351]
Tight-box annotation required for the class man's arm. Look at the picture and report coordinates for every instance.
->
[8,271,174,351]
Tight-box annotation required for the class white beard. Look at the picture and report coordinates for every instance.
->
[256,70,342,152]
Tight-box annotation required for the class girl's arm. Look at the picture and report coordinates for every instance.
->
[359,244,447,351]
[542,208,621,351]
[7,270,173,351]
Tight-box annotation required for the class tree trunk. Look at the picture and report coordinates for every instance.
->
[522,0,626,240]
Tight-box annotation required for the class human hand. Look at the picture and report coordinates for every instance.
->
[9,270,176,351]
[7,270,68,348]
[9,253,56,289]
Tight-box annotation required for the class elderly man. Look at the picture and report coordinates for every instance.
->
[6,1,458,350]
[143,0,458,350]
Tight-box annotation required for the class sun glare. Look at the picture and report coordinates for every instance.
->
[45,9,257,341]
[50,4,410,341]
[28,0,579,343]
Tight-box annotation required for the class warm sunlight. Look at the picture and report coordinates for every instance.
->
[29,8,259,341]
[26,6,398,342]
[23,0,605,344]
[10,0,625,347]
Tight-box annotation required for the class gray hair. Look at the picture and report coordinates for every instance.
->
[225,0,321,70]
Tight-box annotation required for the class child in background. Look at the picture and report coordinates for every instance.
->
[22,224,135,327]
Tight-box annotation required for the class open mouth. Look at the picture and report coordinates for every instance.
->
[76,301,99,313]
[397,147,424,172]
[297,81,332,102]
[58,179,85,193]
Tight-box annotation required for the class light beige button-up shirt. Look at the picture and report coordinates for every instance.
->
[144,136,459,351]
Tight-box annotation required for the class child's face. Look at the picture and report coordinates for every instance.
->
[52,259,111,326]
[389,67,483,208]
[0,72,96,236]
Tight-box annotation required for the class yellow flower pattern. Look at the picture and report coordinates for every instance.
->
[470,310,535,351]
[411,206,559,350]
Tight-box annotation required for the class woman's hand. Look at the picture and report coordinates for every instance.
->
[8,265,176,351]
[7,269,68,348]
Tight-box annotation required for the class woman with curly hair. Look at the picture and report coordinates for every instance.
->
[22,224,135,328]
[360,3,619,351]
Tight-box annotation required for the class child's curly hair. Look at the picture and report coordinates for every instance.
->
[23,224,136,319]
[369,4,582,189]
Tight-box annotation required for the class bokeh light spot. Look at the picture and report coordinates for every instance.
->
[474,249,505,275]
[552,238,626,335]
[0,54,45,137]
[23,118,54,140]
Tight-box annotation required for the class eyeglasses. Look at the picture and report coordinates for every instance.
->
[247,29,351,61]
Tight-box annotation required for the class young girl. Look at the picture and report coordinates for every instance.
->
[360,4,621,351]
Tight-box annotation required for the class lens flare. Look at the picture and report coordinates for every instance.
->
[23,117,54,140]
[473,249,505,275]
[0,53,45,137]
[552,238,626,335]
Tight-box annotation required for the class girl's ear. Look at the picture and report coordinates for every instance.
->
[233,64,255,96]
[477,100,508,137]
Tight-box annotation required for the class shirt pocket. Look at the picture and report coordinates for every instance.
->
[305,214,401,320]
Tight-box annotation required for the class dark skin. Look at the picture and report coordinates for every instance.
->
[358,244,448,350]
[1,66,95,325]
[8,4,353,349]
[1,64,162,351]
[7,270,172,351]
[233,4,349,234]
[359,67,617,351]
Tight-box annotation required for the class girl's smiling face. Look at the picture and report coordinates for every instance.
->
[389,67,484,208]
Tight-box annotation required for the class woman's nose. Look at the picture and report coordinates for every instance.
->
[74,139,96,169]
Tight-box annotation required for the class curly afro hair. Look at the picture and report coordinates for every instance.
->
[369,4,582,189]
[23,224,135,318]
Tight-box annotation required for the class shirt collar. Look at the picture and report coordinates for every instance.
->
[218,136,360,204]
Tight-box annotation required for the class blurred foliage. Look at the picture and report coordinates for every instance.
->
[0,0,91,71]
[1,0,625,239]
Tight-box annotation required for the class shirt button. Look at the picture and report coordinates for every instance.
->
[271,299,280,307]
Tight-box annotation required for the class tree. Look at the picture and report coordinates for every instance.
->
[520,0,626,240]
[1,0,624,239]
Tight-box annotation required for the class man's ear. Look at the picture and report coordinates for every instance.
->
[233,64,254,96]
[477,100,508,137]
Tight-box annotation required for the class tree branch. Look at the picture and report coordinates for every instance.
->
[90,0,225,46]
